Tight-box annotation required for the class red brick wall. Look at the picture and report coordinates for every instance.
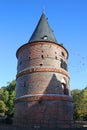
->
[14,41,74,128]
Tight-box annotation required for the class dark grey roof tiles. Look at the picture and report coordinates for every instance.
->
[28,13,57,43]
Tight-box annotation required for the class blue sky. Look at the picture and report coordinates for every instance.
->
[0,0,87,90]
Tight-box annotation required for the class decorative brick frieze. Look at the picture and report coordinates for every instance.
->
[16,67,69,79]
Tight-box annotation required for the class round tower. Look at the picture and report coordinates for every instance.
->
[14,13,74,128]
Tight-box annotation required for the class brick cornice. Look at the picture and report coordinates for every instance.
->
[16,67,69,79]
[15,94,73,103]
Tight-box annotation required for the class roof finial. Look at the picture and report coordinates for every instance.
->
[42,7,45,14]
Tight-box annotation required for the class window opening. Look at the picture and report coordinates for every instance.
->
[62,83,69,95]
[41,35,48,40]
[40,63,43,66]
[43,35,48,40]
[24,81,26,87]
[61,52,65,57]
[29,57,31,60]
[41,55,44,59]
[60,59,67,71]
[55,56,57,59]
[38,100,42,104]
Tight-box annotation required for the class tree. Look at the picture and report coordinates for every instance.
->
[71,89,81,120]
[7,80,16,92]
[71,87,87,120]
[7,90,16,116]
[79,88,87,120]
[0,100,8,117]
[0,100,7,112]
[0,80,16,117]
[6,80,16,116]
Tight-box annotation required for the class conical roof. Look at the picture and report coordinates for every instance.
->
[28,12,57,43]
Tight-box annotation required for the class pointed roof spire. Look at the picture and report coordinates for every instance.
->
[28,12,57,43]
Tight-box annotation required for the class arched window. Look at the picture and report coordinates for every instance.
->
[62,83,66,94]
[61,78,69,95]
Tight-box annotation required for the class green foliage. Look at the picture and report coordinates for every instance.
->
[0,100,8,112]
[71,87,87,120]
[7,80,16,92]
[0,80,16,117]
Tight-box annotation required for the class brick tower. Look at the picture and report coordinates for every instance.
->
[14,12,74,128]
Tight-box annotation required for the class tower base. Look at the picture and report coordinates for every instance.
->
[13,95,74,128]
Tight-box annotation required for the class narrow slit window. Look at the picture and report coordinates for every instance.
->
[41,55,44,59]
[55,56,57,59]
